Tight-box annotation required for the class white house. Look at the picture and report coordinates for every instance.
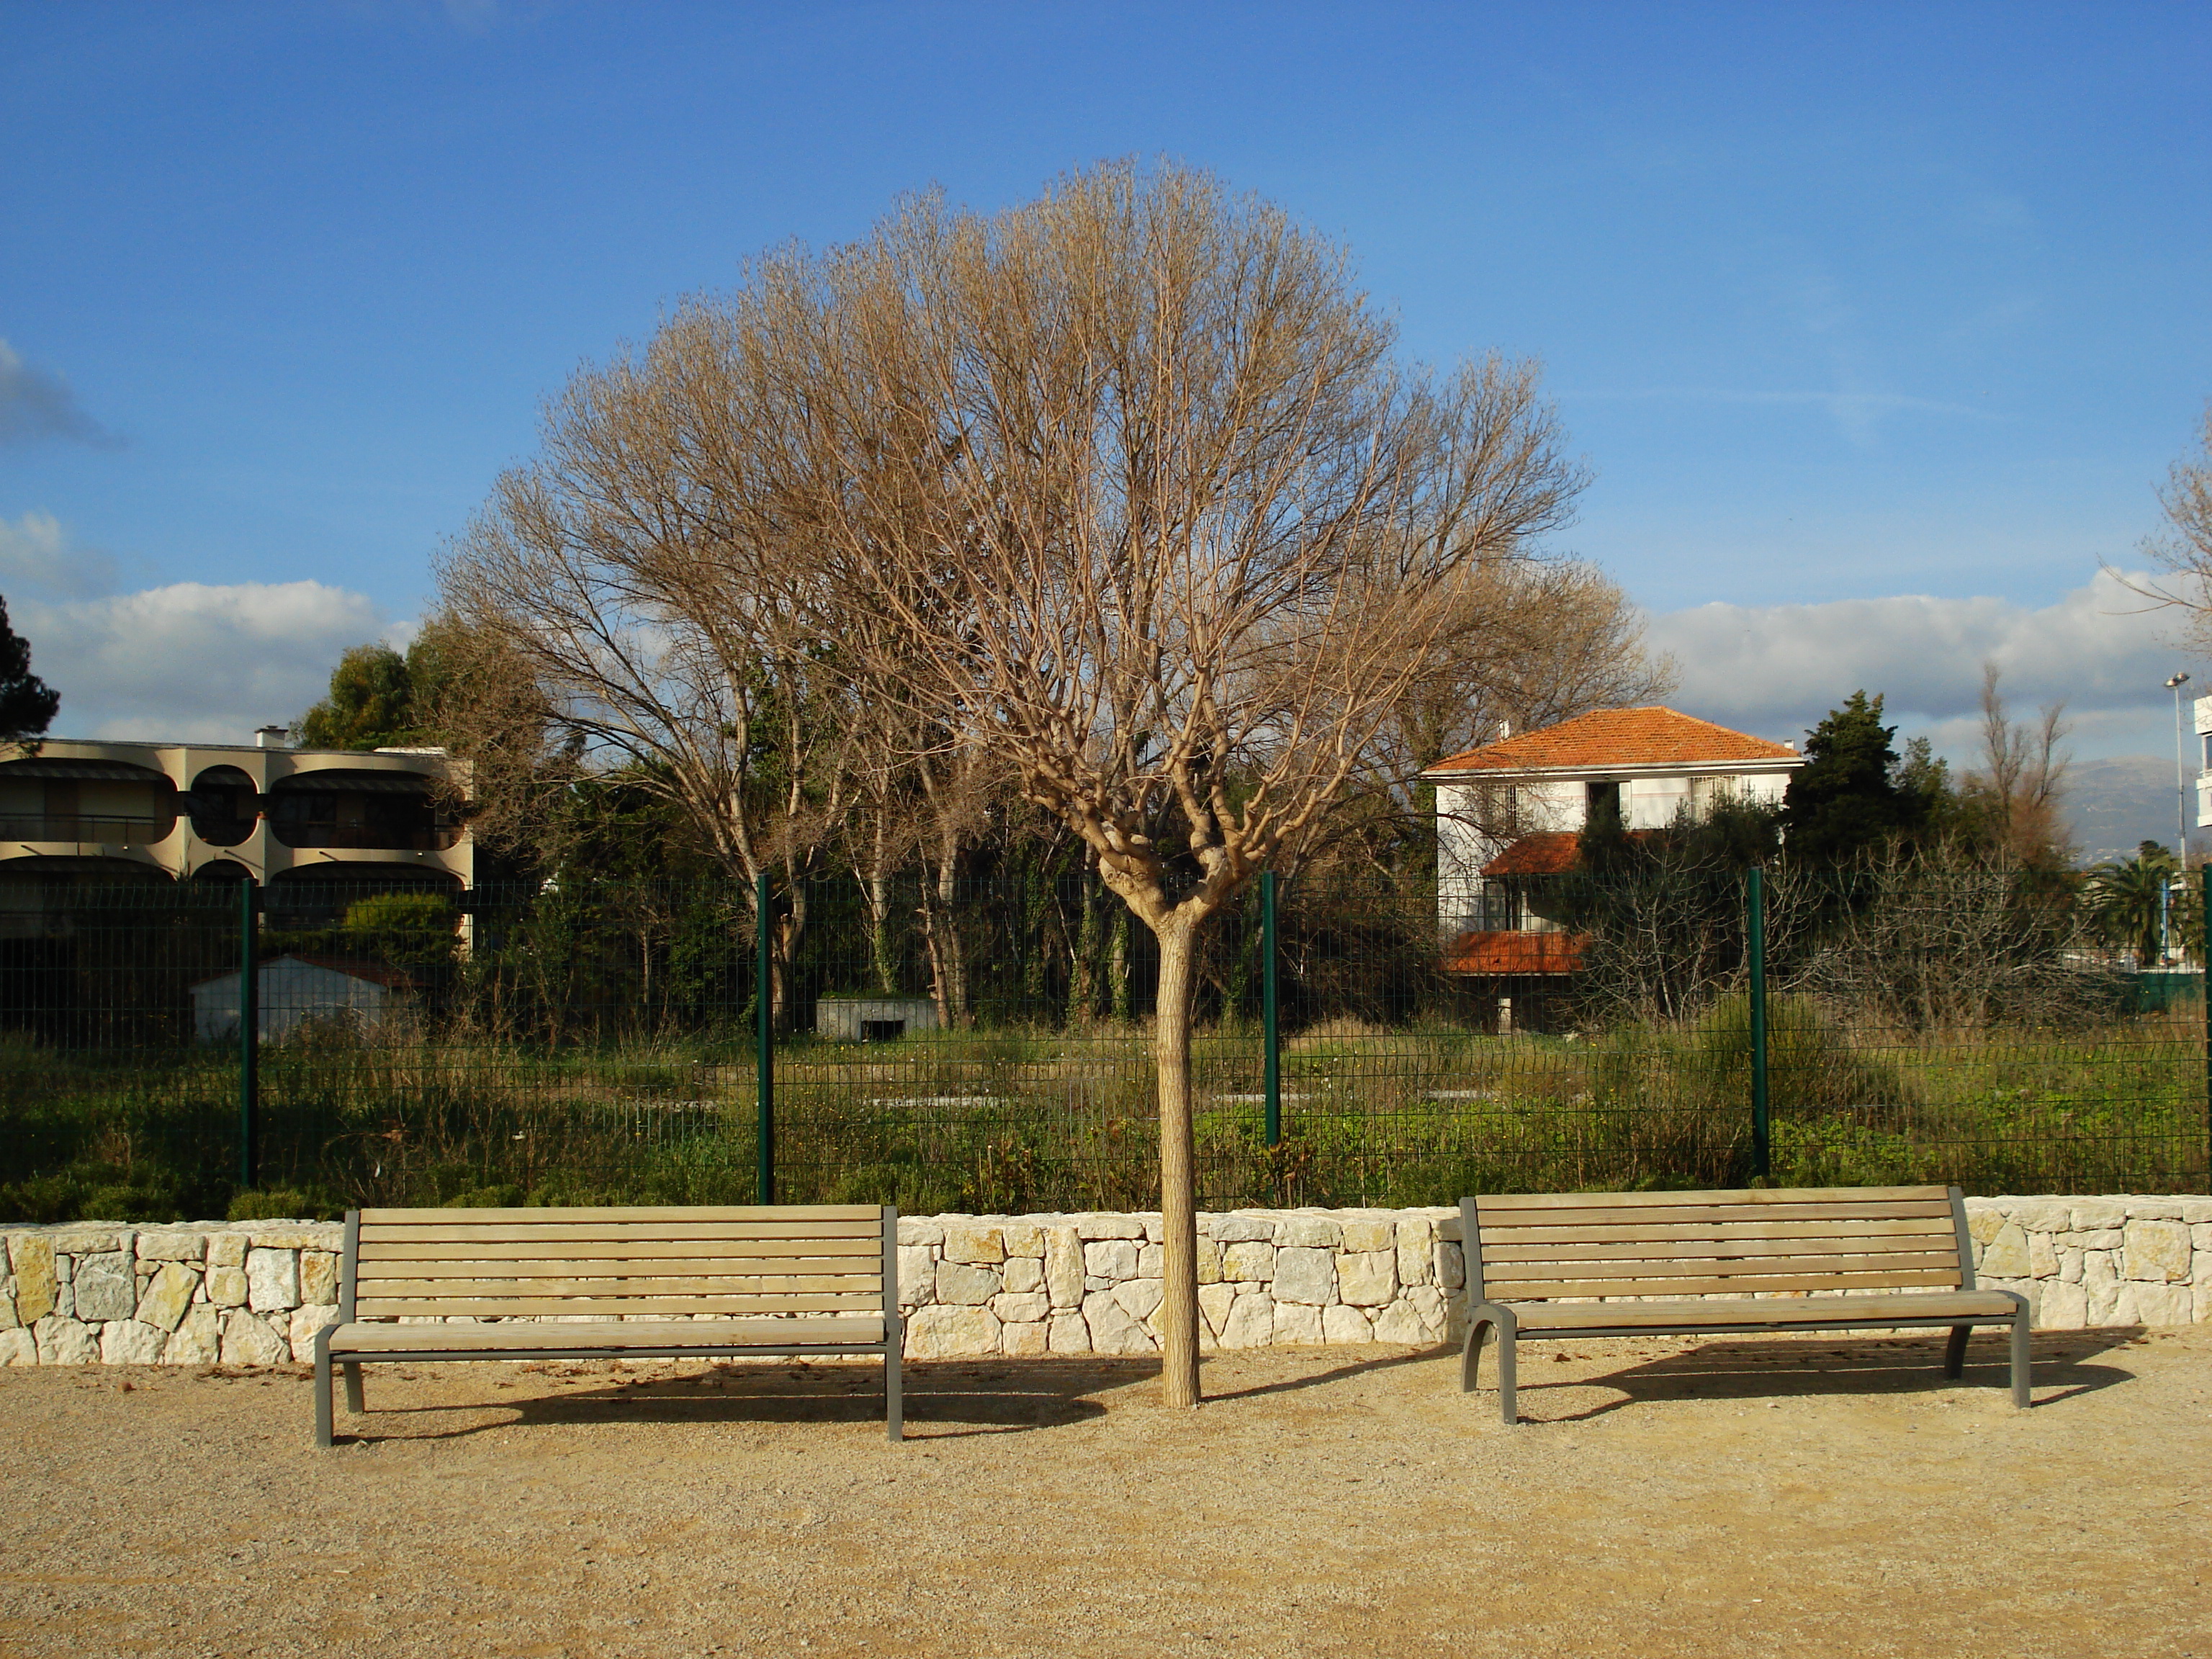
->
[192,956,410,1043]
[1419,708,1804,999]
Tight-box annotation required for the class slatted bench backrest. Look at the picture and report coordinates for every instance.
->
[346,1205,891,1323]
[1470,1186,1969,1303]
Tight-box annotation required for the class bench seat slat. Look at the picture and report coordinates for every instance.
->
[357,1205,884,1224]
[330,1316,884,1353]
[359,1275,881,1299]
[1481,1233,1956,1262]
[358,1222,884,1245]
[1491,1268,1964,1298]
[359,1256,880,1280]
[1479,1218,1958,1246]
[1478,1200,1952,1228]
[357,1238,883,1263]
[1506,1290,2018,1330]
[354,1294,878,1318]
[1485,1252,1959,1284]
[1478,1185,1948,1210]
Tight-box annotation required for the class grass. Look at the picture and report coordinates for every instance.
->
[2,1000,2206,1225]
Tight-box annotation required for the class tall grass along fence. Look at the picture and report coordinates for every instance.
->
[1,865,2206,1226]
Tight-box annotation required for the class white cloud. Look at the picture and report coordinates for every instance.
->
[0,509,121,600]
[1645,570,2195,761]
[17,580,396,744]
[0,338,119,448]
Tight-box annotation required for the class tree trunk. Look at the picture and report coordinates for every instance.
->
[1069,860,1102,1025]
[1151,914,1202,1408]
[920,852,971,1028]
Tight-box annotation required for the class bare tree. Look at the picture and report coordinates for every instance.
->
[1964,662,2072,868]
[719,161,1583,1406]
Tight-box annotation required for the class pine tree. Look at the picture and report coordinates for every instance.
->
[1782,690,1912,866]
[0,594,60,748]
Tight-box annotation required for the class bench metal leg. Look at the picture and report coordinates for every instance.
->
[2009,1301,2031,1408]
[343,1362,365,1414]
[313,1327,336,1449]
[885,1323,903,1443]
[1943,1324,1970,1379]
[1460,1303,1519,1424]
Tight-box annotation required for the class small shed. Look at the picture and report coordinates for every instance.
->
[814,994,939,1042]
[192,956,409,1043]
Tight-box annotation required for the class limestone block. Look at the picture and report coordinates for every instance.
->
[135,1262,197,1333]
[9,1237,55,1326]
[207,1267,248,1308]
[2028,1231,2059,1279]
[2127,1280,2190,1326]
[2072,1200,2127,1231]
[51,1228,122,1256]
[2180,1198,2212,1225]
[1436,1213,1462,1243]
[1406,1284,1449,1339]
[300,1251,338,1306]
[2058,1248,2083,1284]
[1137,1243,1164,1279]
[53,1279,72,1319]
[1074,1215,1146,1241]
[2083,1252,2121,1324]
[1272,1301,1324,1344]
[1197,1282,1238,1339]
[73,1252,136,1324]
[1195,1236,1222,1286]
[1371,1299,1429,1345]
[1046,1312,1091,1354]
[1081,1289,1156,1354]
[2036,1278,2090,1330]
[1208,1216,1276,1244]
[0,1285,13,1331]
[896,1246,936,1305]
[290,1303,341,1362]
[246,1249,298,1313]
[943,1225,1005,1265]
[2009,1199,2073,1233]
[207,1233,248,1269]
[935,1262,1000,1305]
[135,1231,207,1262]
[1395,1218,1434,1287]
[1438,1241,1465,1292]
[1002,1256,1044,1296]
[1222,1242,1276,1282]
[2124,1222,2192,1283]
[2194,1224,2212,1252]
[1977,1223,2031,1280]
[2123,1200,2185,1221]
[99,1320,168,1365]
[1112,1278,1164,1322]
[0,1328,34,1366]
[991,1292,1050,1324]
[1219,1292,1274,1349]
[904,1303,1002,1359]
[1322,1304,1373,1344]
[245,1226,328,1252]
[1966,1209,2008,1246]
[1339,1218,1395,1254]
[1002,1320,1048,1357]
[897,1217,945,1247]
[220,1310,290,1367]
[1044,1228,1084,1309]
[2198,1285,2212,1326]
[1337,1251,1396,1307]
[164,1305,219,1365]
[33,1316,97,1365]
[1141,1216,1164,1244]
[1084,1240,1138,1281]
[1000,1225,1044,1258]
[1272,1246,1336,1306]
[1278,1216,1341,1249]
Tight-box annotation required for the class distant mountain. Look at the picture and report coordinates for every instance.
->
[2065,755,2193,866]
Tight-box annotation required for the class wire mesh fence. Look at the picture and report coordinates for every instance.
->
[0,866,2204,1223]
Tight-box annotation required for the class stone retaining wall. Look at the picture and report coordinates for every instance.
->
[2,1197,2206,1366]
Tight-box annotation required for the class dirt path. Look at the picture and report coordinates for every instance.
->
[1,1328,2207,1658]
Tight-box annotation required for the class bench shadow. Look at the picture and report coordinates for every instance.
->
[342,1357,1164,1443]
[1512,1327,2146,1423]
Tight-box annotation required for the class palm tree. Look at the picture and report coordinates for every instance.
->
[2087,842,2179,967]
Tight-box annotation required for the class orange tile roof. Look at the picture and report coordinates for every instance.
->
[1480,832,1583,877]
[1441,930,1585,976]
[1426,706,1799,775]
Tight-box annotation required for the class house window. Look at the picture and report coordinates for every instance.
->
[1585,780,1621,828]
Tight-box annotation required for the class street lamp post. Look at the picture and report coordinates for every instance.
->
[2166,671,2192,967]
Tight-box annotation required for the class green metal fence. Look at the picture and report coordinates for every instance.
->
[0,865,2205,1223]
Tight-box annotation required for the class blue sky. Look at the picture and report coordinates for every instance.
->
[1,1,2208,765]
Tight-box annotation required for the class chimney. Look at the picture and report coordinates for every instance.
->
[254,726,289,750]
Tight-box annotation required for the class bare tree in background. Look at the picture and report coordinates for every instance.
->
[2131,404,2212,646]
[436,325,861,1022]
[1965,662,2072,868]
[727,161,1583,1406]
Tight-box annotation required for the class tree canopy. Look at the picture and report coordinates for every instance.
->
[0,593,59,748]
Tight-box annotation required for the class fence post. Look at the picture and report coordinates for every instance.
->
[755,871,775,1206]
[238,878,259,1192]
[1262,868,1280,1148]
[1746,865,1770,1181]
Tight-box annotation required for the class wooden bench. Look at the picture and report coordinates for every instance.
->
[1458,1185,2029,1424]
[313,1204,902,1445]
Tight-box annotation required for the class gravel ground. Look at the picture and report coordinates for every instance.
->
[1,1327,2207,1658]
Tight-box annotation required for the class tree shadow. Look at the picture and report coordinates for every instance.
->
[1501,1327,2146,1424]
[1205,1344,1445,1402]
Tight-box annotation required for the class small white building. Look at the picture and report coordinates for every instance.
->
[192,956,409,1043]
[814,994,940,1042]
[1421,706,1805,964]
